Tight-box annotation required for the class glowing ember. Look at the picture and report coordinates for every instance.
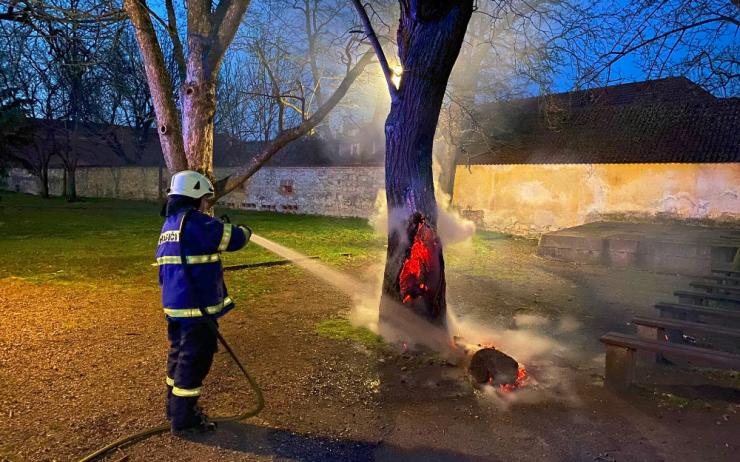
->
[399,222,434,301]
[397,214,445,320]
[497,366,528,393]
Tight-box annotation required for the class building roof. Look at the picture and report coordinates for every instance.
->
[7,119,383,169]
[465,77,740,164]
[9,77,737,170]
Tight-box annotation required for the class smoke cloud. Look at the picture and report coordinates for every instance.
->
[250,189,580,410]
[352,189,581,409]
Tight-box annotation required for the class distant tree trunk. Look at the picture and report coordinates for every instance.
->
[65,166,77,202]
[39,163,50,198]
[379,1,473,326]
[437,138,458,200]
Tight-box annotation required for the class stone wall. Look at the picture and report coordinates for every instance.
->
[1,167,167,200]
[216,166,384,218]
[452,163,740,236]
[1,166,385,218]
[6,162,739,235]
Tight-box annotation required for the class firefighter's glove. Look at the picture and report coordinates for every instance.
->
[220,214,231,223]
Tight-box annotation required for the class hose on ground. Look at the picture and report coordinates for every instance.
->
[77,324,265,462]
[78,210,264,462]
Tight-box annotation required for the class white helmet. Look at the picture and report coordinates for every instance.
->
[168,170,215,199]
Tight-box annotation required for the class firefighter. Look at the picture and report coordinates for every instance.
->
[156,170,251,435]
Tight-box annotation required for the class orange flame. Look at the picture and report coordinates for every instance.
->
[498,366,529,393]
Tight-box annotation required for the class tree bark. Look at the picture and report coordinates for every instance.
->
[181,1,216,177]
[181,79,217,177]
[123,0,187,173]
[380,1,473,327]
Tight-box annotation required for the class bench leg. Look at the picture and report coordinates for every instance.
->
[636,325,665,363]
[605,345,636,393]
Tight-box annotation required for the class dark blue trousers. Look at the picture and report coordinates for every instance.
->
[166,319,218,429]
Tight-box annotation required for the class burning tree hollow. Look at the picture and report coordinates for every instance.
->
[397,213,446,323]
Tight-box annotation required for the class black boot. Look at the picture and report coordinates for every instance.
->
[170,396,217,437]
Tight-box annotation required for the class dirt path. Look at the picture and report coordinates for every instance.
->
[1,260,739,462]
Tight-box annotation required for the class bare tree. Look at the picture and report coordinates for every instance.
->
[567,0,739,94]
[95,25,156,164]
[1,16,64,197]
[121,0,374,201]
[215,0,362,144]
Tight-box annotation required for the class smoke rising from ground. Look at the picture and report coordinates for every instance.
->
[250,195,580,408]
[362,190,581,407]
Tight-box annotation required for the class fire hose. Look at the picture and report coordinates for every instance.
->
[78,210,264,462]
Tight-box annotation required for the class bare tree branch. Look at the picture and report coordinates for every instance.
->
[218,49,374,199]
[209,0,252,74]
[351,0,399,101]
[164,0,186,82]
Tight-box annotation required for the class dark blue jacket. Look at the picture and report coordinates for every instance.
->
[156,203,250,321]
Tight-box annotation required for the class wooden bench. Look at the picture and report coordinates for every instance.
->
[633,315,740,344]
[674,290,740,307]
[712,268,740,277]
[655,302,740,323]
[633,316,740,340]
[701,275,740,286]
[600,332,740,392]
[689,281,740,296]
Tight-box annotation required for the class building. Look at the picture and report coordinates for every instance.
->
[3,77,739,234]
[453,77,740,235]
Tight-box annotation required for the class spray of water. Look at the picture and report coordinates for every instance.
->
[249,232,382,333]
[249,233,364,298]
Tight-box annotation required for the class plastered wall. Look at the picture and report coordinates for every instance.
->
[452,163,740,236]
[5,163,739,234]
[2,166,385,219]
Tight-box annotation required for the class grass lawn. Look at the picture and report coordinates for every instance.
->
[0,192,386,287]
[0,192,522,288]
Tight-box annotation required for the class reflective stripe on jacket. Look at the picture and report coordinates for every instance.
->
[155,209,250,321]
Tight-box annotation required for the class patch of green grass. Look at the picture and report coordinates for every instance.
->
[695,369,740,388]
[444,231,537,281]
[0,192,384,288]
[314,317,385,348]
[656,392,691,410]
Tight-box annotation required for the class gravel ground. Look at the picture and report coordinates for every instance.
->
[2,248,739,462]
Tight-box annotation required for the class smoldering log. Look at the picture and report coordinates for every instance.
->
[468,347,520,386]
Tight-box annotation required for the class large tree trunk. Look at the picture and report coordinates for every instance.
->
[181,79,216,177]
[123,0,188,173]
[380,1,473,328]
